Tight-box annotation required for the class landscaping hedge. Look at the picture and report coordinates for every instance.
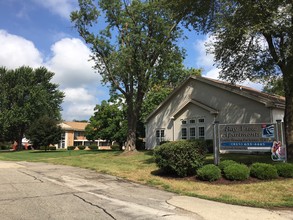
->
[218,160,238,172]
[250,163,278,180]
[223,163,250,181]
[154,140,207,177]
[111,143,121,151]
[89,145,98,150]
[40,146,48,151]
[0,145,10,150]
[67,146,75,150]
[275,163,293,178]
[78,145,85,150]
[40,146,56,151]
[197,164,221,182]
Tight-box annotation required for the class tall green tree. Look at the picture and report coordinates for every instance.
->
[26,116,62,150]
[263,77,284,97]
[167,0,293,160]
[85,100,127,146]
[71,0,184,151]
[0,66,64,150]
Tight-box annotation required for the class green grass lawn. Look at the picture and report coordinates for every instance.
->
[0,150,292,208]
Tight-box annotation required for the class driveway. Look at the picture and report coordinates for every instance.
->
[0,161,292,220]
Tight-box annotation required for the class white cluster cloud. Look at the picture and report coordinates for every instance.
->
[63,88,98,120]
[0,29,104,121]
[0,30,43,69]
[192,35,263,91]
[47,38,100,88]
[31,0,78,20]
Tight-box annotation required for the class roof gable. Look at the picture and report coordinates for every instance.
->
[60,121,89,131]
[145,76,285,122]
[172,99,218,119]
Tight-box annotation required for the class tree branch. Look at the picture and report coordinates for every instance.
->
[263,33,283,67]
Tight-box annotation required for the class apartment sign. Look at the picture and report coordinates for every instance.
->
[219,123,276,152]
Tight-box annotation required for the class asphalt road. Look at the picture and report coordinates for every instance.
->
[0,161,200,220]
[0,161,292,220]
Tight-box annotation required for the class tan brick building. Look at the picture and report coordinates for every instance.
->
[59,121,111,149]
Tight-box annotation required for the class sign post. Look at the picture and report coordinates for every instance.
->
[213,121,220,165]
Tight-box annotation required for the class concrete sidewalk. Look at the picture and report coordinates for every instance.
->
[168,196,293,220]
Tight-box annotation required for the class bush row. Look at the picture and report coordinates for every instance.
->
[153,140,293,181]
[197,161,293,182]
[67,145,98,150]
[39,146,56,151]
[0,145,11,150]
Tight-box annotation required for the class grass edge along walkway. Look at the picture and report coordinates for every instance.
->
[0,150,292,209]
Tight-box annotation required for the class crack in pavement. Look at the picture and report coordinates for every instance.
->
[73,193,116,220]
[17,170,43,183]
[44,175,179,218]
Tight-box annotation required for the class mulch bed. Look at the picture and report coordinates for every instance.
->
[153,170,287,185]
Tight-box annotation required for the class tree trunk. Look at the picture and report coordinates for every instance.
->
[125,116,137,151]
[125,98,138,151]
[283,63,293,161]
[125,129,136,151]
[17,132,23,151]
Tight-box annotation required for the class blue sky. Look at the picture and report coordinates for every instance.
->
[0,0,262,121]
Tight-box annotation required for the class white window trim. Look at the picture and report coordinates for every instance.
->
[156,128,165,143]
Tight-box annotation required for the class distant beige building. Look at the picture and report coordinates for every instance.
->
[59,121,111,149]
[145,76,285,149]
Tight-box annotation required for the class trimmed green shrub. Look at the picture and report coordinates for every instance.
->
[275,163,293,178]
[40,146,46,150]
[197,164,221,182]
[67,146,75,150]
[49,146,56,151]
[218,160,238,171]
[0,142,12,150]
[0,145,10,150]
[78,145,85,150]
[89,145,98,151]
[111,143,121,151]
[205,139,214,153]
[223,163,250,181]
[160,141,170,145]
[154,140,207,177]
[250,163,278,180]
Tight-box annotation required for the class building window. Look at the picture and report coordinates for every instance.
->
[100,141,111,146]
[74,141,82,146]
[198,127,205,139]
[156,129,165,144]
[74,131,84,139]
[156,130,160,138]
[60,132,65,148]
[198,118,205,123]
[181,128,187,139]
[189,119,196,124]
[181,117,206,140]
[190,127,196,139]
